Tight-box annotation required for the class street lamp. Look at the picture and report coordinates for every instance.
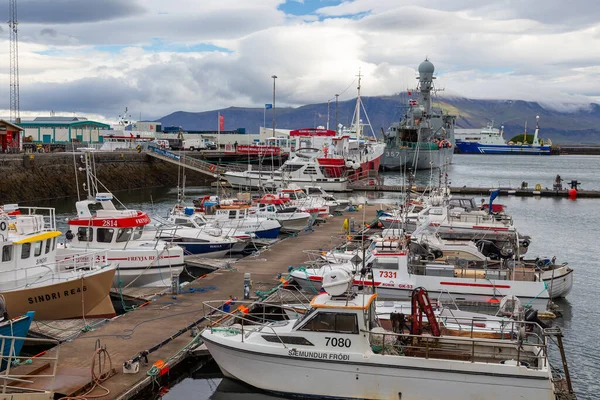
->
[271,75,277,136]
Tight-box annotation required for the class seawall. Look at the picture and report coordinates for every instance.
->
[0,152,214,203]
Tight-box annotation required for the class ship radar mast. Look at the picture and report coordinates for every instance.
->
[417,58,436,115]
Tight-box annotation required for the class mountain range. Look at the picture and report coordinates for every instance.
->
[157,96,600,144]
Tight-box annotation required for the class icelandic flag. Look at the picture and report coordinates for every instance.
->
[265,103,273,110]
[489,190,500,214]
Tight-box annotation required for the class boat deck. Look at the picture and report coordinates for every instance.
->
[11,205,379,399]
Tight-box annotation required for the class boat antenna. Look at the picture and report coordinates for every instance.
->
[72,149,81,201]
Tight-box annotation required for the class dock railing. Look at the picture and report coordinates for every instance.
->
[0,335,59,397]
[367,324,548,369]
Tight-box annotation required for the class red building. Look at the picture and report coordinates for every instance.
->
[0,120,23,152]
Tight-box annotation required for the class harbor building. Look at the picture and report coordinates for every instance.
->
[20,117,110,145]
[0,119,24,152]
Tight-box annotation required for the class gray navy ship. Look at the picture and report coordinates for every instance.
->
[381,58,456,170]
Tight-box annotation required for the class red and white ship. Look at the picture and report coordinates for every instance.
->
[224,129,383,192]
[57,153,184,288]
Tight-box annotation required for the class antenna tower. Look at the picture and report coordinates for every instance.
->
[9,0,20,123]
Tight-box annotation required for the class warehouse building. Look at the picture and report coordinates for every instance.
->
[20,117,110,144]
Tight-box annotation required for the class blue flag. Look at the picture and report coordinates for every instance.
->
[489,190,500,214]
[265,103,273,110]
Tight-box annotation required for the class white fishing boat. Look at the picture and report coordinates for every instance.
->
[304,185,350,212]
[277,184,331,218]
[250,194,313,233]
[291,236,572,310]
[145,214,247,257]
[202,270,558,400]
[224,145,350,192]
[0,205,116,320]
[57,152,185,288]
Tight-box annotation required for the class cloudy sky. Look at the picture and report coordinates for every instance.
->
[0,0,597,122]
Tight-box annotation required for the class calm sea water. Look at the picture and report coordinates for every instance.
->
[37,154,599,399]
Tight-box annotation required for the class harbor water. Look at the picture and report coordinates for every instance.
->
[35,154,599,399]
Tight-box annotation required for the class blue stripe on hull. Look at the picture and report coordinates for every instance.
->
[456,142,551,155]
[178,242,233,255]
[254,227,281,239]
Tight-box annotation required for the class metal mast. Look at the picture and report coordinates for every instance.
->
[9,0,20,123]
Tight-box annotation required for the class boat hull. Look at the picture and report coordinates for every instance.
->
[2,268,116,320]
[202,335,554,400]
[175,241,235,257]
[542,266,574,298]
[253,226,281,239]
[58,246,185,288]
[224,172,349,192]
[292,273,552,311]
[0,311,34,370]
[278,215,312,233]
[381,146,454,170]
[455,142,551,155]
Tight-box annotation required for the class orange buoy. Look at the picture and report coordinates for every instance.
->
[568,188,577,200]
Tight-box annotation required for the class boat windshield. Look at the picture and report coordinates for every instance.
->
[292,307,318,329]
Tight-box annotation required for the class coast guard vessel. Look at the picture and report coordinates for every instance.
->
[382,59,456,170]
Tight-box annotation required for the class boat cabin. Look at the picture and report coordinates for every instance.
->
[0,206,62,281]
[67,193,150,247]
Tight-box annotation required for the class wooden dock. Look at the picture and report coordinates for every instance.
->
[13,206,379,399]
[348,184,600,198]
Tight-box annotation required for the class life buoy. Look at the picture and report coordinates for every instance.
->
[0,222,6,231]
[209,164,217,172]
[535,184,542,191]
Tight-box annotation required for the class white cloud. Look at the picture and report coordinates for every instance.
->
[0,0,599,121]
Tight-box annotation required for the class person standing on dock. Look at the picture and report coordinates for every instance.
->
[234,141,238,152]
[554,174,563,191]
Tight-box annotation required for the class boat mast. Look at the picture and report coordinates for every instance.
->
[83,152,93,200]
[354,69,362,138]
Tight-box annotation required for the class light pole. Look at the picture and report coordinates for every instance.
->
[271,75,277,137]
[335,94,339,133]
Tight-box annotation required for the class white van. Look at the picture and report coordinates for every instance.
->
[182,138,208,151]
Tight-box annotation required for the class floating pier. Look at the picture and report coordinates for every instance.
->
[348,184,600,198]
[12,206,379,399]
